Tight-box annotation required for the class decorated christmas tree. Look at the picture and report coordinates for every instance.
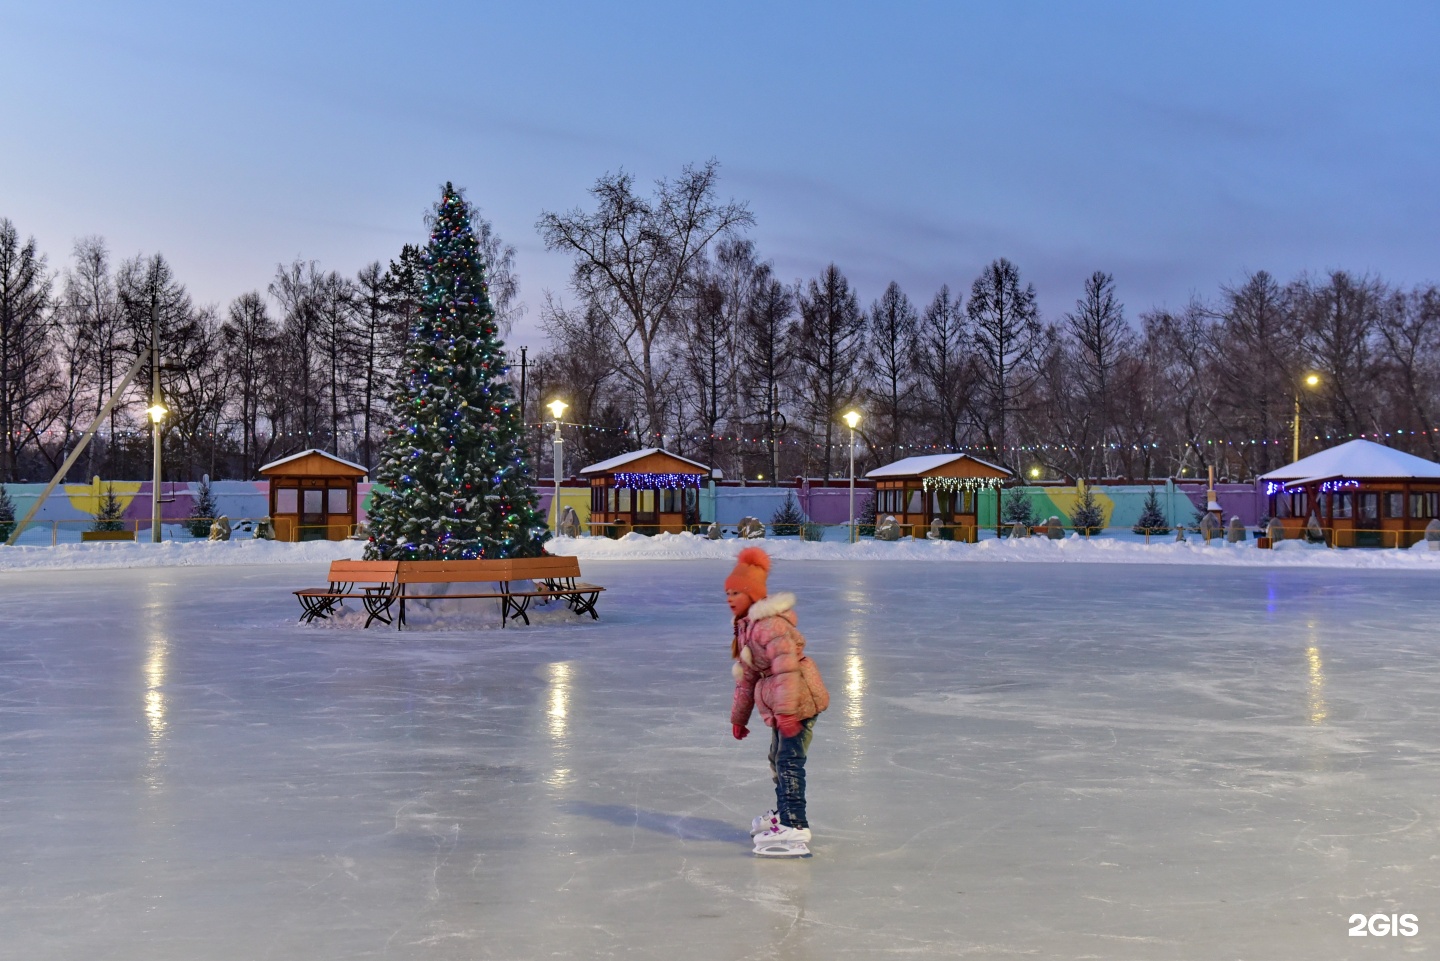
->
[365,183,547,561]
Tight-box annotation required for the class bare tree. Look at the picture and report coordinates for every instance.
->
[538,292,626,468]
[1376,284,1440,460]
[268,259,326,451]
[863,281,918,462]
[221,291,277,477]
[968,258,1042,471]
[538,160,753,441]
[737,264,794,482]
[794,264,866,478]
[1290,270,1384,442]
[0,219,56,481]
[1064,271,1134,478]
[914,284,975,451]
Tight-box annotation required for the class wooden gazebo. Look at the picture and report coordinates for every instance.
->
[1259,438,1440,547]
[581,448,709,535]
[259,449,368,542]
[866,453,1013,542]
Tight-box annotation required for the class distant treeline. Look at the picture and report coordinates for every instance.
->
[3,163,1437,484]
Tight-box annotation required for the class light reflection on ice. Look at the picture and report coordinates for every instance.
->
[845,653,865,728]
[546,662,573,788]
[1306,645,1327,725]
[143,583,170,792]
[547,661,571,740]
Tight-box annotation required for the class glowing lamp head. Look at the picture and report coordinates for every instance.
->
[1029,467,1040,479]
[147,404,168,423]
[1304,373,1320,387]
[547,399,567,420]
[843,410,860,429]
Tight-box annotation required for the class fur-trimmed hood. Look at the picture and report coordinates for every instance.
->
[746,591,796,622]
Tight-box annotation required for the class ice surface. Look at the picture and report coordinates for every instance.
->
[3,557,1439,959]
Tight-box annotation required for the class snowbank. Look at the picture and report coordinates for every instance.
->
[0,538,362,571]
[550,530,1440,571]
[3,530,1439,572]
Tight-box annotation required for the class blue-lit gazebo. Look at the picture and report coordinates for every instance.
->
[580,448,709,535]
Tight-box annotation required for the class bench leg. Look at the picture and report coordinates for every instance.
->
[297,594,338,624]
[569,590,600,620]
[362,593,395,629]
[502,593,533,627]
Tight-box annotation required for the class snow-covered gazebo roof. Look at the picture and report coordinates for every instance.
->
[1259,439,1440,487]
[866,452,1012,480]
[579,448,710,476]
[257,449,369,478]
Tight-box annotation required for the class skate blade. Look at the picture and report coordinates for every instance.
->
[753,841,810,858]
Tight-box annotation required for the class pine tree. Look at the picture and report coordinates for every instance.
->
[92,485,125,532]
[0,483,14,542]
[770,491,807,536]
[365,184,547,561]
[186,476,219,538]
[1132,487,1170,536]
[1069,484,1105,535]
[1001,486,1036,527]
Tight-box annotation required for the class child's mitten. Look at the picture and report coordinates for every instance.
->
[732,724,749,740]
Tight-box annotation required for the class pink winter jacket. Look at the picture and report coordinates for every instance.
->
[731,592,829,729]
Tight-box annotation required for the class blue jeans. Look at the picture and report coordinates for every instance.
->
[768,717,816,829]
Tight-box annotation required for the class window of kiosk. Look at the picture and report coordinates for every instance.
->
[276,488,298,514]
[1358,493,1379,523]
[303,489,324,514]
[1385,492,1404,518]
[1333,494,1352,519]
[1412,492,1438,519]
[328,488,348,514]
[636,489,655,516]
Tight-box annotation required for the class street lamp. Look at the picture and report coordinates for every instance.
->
[1293,373,1321,463]
[843,410,860,543]
[149,302,165,543]
[548,399,567,533]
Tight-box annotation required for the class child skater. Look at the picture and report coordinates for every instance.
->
[726,547,828,857]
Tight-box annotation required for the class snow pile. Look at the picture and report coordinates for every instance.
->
[0,538,362,571]
[3,529,1439,572]
[550,530,1440,570]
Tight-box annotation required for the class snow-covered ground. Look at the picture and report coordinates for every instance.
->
[4,527,1440,571]
[2,554,1439,959]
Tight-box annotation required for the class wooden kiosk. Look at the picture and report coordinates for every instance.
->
[259,449,368,542]
[1259,438,1440,547]
[581,448,708,535]
[867,453,1013,541]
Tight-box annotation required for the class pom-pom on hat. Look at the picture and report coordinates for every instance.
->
[725,546,771,602]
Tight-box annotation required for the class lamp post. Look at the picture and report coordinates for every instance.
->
[1292,373,1321,463]
[548,399,567,533]
[147,302,167,543]
[843,410,860,543]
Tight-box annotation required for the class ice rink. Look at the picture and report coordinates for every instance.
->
[3,557,1439,959]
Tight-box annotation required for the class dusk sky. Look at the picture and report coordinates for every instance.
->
[4,2,1438,351]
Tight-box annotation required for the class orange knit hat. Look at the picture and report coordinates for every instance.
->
[725,546,770,602]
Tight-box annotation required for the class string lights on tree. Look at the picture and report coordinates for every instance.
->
[364,183,546,561]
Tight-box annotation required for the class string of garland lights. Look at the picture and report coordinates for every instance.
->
[612,472,703,490]
[921,476,1008,494]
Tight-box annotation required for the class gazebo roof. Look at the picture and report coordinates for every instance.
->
[580,448,710,476]
[1259,439,1440,485]
[258,449,369,478]
[867,452,1012,480]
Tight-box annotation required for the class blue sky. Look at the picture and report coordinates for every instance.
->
[3,2,1438,349]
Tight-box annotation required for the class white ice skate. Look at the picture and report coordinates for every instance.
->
[753,824,811,858]
[750,809,779,837]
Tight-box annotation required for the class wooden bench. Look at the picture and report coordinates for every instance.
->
[81,529,136,542]
[294,556,605,629]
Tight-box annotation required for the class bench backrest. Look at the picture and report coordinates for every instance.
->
[393,554,582,584]
[328,560,400,583]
